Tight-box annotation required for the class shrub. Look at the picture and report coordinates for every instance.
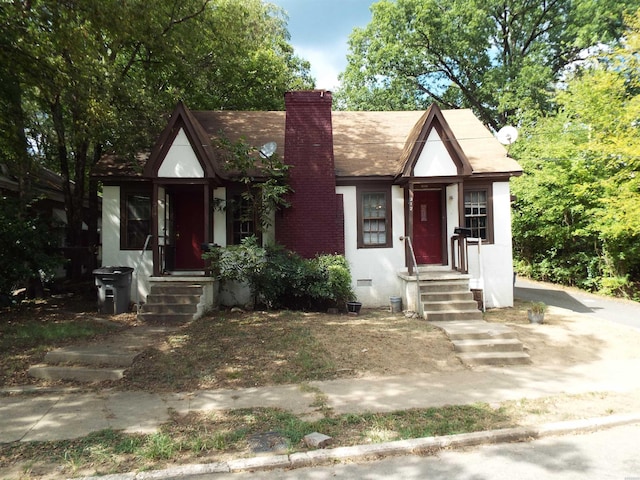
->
[203,238,354,311]
[0,197,62,302]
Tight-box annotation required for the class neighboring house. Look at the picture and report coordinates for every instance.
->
[92,90,522,315]
[0,163,98,278]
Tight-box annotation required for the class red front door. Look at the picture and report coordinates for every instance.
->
[173,190,205,270]
[413,190,443,264]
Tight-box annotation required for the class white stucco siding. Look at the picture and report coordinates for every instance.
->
[338,185,406,307]
[445,183,460,253]
[466,181,514,308]
[213,187,227,246]
[157,128,204,178]
[413,129,458,177]
[101,185,153,304]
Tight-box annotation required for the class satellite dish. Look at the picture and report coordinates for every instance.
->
[259,141,277,159]
[496,126,519,145]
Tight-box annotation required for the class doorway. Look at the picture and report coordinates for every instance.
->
[412,189,444,264]
[171,188,205,270]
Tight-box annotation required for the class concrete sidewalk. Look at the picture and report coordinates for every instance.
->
[3,357,640,444]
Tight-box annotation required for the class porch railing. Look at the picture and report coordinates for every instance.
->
[400,236,423,318]
[451,232,485,312]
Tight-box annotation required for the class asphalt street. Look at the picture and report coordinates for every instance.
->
[192,423,640,479]
[514,277,640,330]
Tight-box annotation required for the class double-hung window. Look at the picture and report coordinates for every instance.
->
[357,185,392,248]
[227,190,260,245]
[464,185,493,243]
[121,187,151,250]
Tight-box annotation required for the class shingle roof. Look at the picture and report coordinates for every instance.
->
[93,106,521,180]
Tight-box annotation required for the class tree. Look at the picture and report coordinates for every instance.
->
[0,0,312,280]
[511,10,640,296]
[0,197,62,302]
[336,0,635,130]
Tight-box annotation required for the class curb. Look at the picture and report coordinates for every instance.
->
[75,412,640,480]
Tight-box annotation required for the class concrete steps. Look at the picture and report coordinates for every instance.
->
[28,326,172,384]
[433,320,531,366]
[138,282,203,324]
[457,351,531,365]
[28,364,126,382]
[419,276,483,322]
[44,346,138,367]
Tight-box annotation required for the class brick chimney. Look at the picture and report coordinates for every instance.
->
[276,90,344,258]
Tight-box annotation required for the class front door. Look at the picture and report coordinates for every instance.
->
[172,189,205,270]
[413,190,443,264]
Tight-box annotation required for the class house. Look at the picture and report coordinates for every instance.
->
[92,90,522,318]
[1,163,98,279]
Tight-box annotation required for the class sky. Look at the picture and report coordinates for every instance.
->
[271,0,376,90]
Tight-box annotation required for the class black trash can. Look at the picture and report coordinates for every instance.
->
[93,266,134,314]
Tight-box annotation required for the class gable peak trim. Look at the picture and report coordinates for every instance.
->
[143,102,219,180]
[399,104,473,179]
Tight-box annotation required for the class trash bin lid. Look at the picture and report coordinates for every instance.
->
[93,266,134,275]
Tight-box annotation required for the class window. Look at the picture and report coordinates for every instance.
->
[464,186,493,242]
[227,191,259,245]
[357,186,392,248]
[121,188,151,250]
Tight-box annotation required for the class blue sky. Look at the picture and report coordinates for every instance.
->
[271,0,376,90]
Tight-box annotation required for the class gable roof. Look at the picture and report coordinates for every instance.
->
[92,104,522,180]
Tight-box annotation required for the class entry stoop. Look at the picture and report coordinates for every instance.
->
[138,281,205,324]
[419,272,484,322]
[433,320,531,366]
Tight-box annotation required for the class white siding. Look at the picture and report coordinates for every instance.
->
[466,181,514,308]
[338,185,406,308]
[157,128,204,178]
[101,186,153,304]
[413,129,458,177]
[213,187,227,246]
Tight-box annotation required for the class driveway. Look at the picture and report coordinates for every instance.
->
[514,277,640,330]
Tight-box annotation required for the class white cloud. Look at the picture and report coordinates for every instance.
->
[296,44,347,91]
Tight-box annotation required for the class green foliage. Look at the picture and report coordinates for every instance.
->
[203,238,354,310]
[511,10,640,297]
[0,197,62,300]
[336,0,635,129]
[0,0,313,274]
[214,135,292,233]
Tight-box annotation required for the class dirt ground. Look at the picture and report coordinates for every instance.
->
[486,301,640,366]
[3,297,640,480]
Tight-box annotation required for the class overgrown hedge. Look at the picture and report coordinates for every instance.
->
[203,237,354,311]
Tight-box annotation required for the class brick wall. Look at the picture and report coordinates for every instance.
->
[276,91,345,257]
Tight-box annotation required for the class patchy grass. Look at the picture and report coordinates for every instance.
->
[0,402,511,477]
[122,310,340,392]
[3,390,633,479]
[121,308,458,392]
[0,293,134,387]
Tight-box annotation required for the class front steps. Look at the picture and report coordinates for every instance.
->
[417,270,530,366]
[419,274,483,322]
[137,282,204,324]
[28,326,171,383]
[434,320,531,366]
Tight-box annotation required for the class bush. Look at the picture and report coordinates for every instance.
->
[0,197,62,302]
[203,238,354,311]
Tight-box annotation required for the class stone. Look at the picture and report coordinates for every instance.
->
[304,432,333,448]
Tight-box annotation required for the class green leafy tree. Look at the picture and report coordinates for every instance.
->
[511,10,640,296]
[0,0,312,279]
[336,0,635,129]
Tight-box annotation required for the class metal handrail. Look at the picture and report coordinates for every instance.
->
[400,236,424,318]
[135,234,153,313]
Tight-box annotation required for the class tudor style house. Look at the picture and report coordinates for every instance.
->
[93,90,522,320]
